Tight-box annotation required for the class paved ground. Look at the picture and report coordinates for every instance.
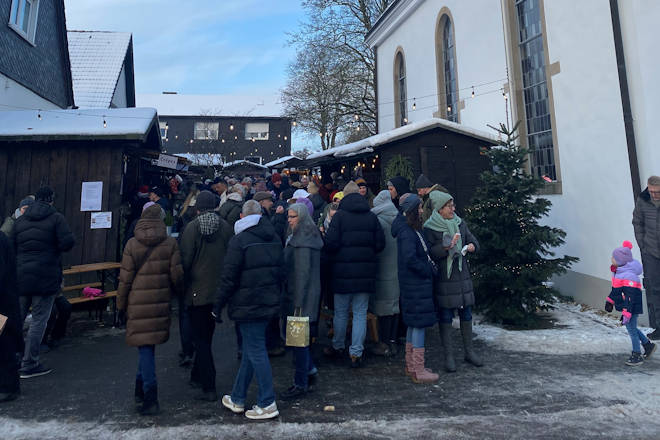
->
[2,306,660,439]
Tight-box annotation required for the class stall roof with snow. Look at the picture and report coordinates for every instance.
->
[67,31,135,108]
[307,117,500,212]
[264,155,306,170]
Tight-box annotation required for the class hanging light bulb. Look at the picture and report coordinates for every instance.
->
[354,114,359,121]
[221,139,225,143]
[447,105,452,112]
[403,118,408,124]
[356,126,360,131]
[412,98,416,111]
[229,124,234,131]
[292,121,297,127]
[471,87,475,98]
[37,111,42,120]
[234,135,238,140]
[284,136,288,141]
[165,122,169,129]
[190,139,194,144]
[103,119,107,128]
[503,92,508,100]
[175,135,178,139]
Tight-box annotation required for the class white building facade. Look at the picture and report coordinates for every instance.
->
[366,0,660,319]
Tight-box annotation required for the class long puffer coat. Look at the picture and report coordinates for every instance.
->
[424,220,479,309]
[117,205,184,347]
[14,201,75,296]
[392,215,437,328]
[633,188,660,259]
[215,216,284,322]
[324,193,386,295]
[370,196,400,316]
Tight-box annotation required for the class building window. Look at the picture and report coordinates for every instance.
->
[393,51,407,127]
[245,122,269,141]
[159,121,168,140]
[515,0,556,181]
[8,0,39,44]
[442,18,458,123]
[194,121,219,140]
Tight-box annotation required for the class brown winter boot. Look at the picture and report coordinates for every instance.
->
[411,348,439,384]
[404,342,413,376]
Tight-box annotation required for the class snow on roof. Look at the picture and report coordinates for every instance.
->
[264,155,297,168]
[137,93,284,118]
[68,31,132,109]
[175,153,224,166]
[223,160,268,169]
[0,108,158,141]
[307,118,500,161]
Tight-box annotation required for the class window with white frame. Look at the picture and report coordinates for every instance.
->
[396,52,407,127]
[9,0,40,44]
[159,121,168,140]
[443,18,458,123]
[194,121,219,140]
[245,122,269,141]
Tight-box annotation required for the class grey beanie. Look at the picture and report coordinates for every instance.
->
[195,190,217,212]
[415,174,433,190]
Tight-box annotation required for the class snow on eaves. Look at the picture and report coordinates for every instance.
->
[264,155,296,168]
[0,108,158,140]
[307,118,500,161]
[223,160,268,169]
[68,31,132,109]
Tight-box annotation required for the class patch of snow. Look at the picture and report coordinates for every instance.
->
[0,108,158,140]
[68,31,132,109]
[474,302,653,355]
[307,118,499,161]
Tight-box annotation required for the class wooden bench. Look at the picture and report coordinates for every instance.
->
[62,262,121,325]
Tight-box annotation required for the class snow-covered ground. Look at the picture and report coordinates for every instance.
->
[473,302,653,355]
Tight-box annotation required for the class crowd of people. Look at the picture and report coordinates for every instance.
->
[2,171,660,422]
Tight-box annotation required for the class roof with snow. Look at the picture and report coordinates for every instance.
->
[137,93,284,118]
[68,31,132,108]
[0,108,160,143]
[306,118,500,161]
[223,160,268,169]
[264,155,296,167]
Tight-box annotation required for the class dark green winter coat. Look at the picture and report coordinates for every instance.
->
[180,211,233,307]
[218,197,243,229]
[424,221,479,309]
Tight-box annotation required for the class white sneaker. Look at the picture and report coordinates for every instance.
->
[245,402,279,420]
[221,395,245,413]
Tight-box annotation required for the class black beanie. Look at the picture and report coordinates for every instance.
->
[388,176,410,198]
[195,190,217,212]
[415,174,433,190]
[35,186,54,203]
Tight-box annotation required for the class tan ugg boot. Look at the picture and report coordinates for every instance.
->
[404,342,413,376]
[411,348,439,384]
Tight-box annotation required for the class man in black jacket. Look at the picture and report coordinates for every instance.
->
[14,187,74,378]
[214,200,283,420]
[323,181,386,367]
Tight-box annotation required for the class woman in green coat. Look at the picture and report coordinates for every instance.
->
[281,203,323,399]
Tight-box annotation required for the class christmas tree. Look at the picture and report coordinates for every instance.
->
[464,122,578,327]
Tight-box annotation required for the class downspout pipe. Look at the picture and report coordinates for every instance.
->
[609,0,642,199]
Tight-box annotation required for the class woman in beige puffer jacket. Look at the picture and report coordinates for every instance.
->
[117,203,184,415]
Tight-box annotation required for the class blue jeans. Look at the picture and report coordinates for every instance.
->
[625,314,649,353]
[438,306,472,324]
[137,345,156,392]
[332,293,369,357]
[293,346,315,389]
[406,327,425,348]
[231,321,275,408]
[19,294,56,369]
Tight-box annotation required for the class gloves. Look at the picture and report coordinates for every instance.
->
[605,301,613,313]
[621,310,631,325]
[117,310,127,327]
[610,264,617,274]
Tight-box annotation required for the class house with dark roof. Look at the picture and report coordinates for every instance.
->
[0,0,74,110]
[67,30,135,108]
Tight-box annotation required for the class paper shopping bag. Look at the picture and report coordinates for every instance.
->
[0,313,7,336]
[286,314,310,347]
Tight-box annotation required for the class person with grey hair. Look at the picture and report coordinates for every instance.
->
[280,203,323,399]
[1,196,34,241]
[214,198,284,420]
[633,175,660,339]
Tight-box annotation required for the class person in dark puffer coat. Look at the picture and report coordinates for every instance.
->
[392,194,438,383]
[215,200,284,420]
[0,231,21,402]
[14,186,74,379]
[424,191,482,373]
[118,204,185,416]
[323,181,386,367]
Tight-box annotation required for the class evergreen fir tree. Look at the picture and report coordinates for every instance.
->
[464,122,578,327]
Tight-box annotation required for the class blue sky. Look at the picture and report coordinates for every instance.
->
[64,0,303,97]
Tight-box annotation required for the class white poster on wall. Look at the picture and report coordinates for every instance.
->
[157,154,178,169]
[90,212,112,229]
[81,181,103,211]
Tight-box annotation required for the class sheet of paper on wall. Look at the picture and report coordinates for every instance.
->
[81,181,103,211]
[0,313,7,336]
[90,212,112,229]
[157,153,178,169]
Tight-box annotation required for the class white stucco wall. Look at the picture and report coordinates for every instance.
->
[617,1,660,186]
[541,0,639,283]
[374,0,508,135]
[110,63,128,108]
[0,73,62,111]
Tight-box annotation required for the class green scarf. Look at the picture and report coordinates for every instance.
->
[424,210,463,278]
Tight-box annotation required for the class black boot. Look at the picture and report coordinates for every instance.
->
[439,323,457,373]
[460,320,483,367]
[139,386,160,416]
[134,378,144,407]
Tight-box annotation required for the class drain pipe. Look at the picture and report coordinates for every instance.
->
[609,0,642,199]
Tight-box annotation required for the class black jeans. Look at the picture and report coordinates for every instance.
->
[179,295,194,357]
[189,304,216,392]
[378,314,399,344]
[642,253,660,329]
